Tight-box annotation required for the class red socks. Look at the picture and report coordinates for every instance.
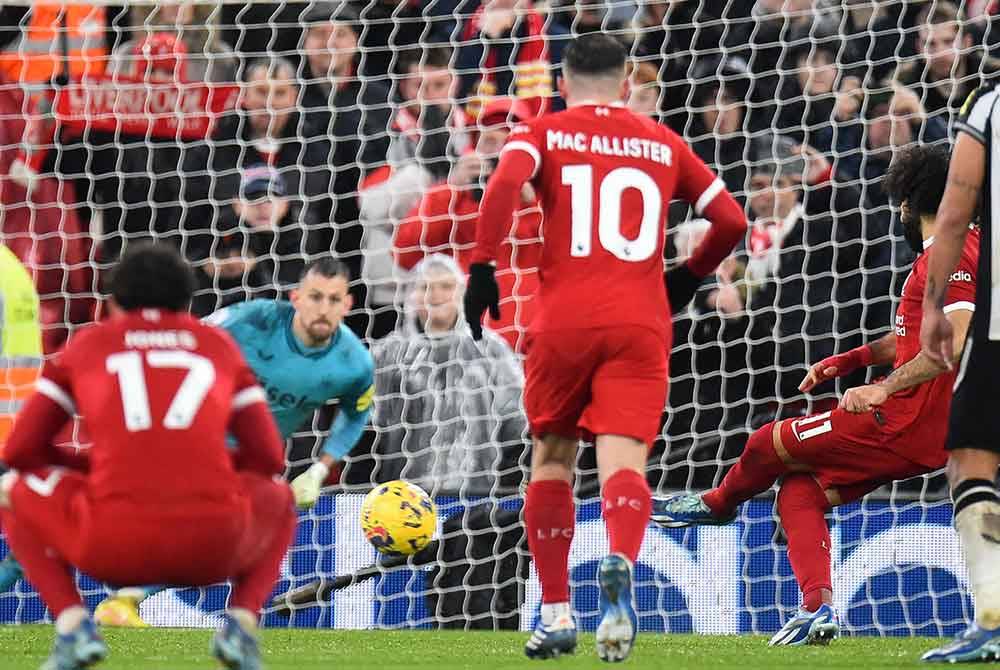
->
[602,469,651,564]
[777,473,832,612]
[524,479,575,604]
[703,422,787,516]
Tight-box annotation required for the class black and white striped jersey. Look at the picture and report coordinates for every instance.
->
[954,85,1000,340]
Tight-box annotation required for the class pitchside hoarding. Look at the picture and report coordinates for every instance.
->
[0,496,972,636]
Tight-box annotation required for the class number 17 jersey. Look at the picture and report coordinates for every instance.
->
[37,309,262,505]
[501,103,725,336]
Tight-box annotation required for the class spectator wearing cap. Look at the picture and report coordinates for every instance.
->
[188,165,305,317]
[357,45,471,339]
[300,3,392,172]
[109,2,237,83]
[741,134,886,418]
[455,0,569,119]
[393,98,542,352]
[178,57,339,258]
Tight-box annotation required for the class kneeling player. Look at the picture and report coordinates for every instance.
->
[652,143,978,646]
[0,245,295,670]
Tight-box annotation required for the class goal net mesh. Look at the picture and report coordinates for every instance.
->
[0,0,984,636]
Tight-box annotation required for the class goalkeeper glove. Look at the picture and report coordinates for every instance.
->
[665,263,703,314]
[463,263,500,340]
[290,461,330,510]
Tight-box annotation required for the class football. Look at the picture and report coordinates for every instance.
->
[359,480,437,556]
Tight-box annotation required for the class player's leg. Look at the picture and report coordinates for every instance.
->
[767,473,842,647]
[0,468,108,668]
[213,472,296,670]
[653,419,791,527]
[0,468,24,592]
[581,326,667,663]
[523,434,579,659]
[520,329,596,659]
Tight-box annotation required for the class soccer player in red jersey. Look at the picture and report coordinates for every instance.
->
[464,34,747,661]
[653,143,979,647]
[0,244,295,670]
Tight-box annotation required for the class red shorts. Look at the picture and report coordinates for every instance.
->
[524,326,669,446]
[776,408,934,503]
[6,468,292,587]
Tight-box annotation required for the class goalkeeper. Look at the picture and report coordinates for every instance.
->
[94,258,374,627]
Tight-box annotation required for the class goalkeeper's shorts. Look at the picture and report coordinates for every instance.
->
[523,325,668,447]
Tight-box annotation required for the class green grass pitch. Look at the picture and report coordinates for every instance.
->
[0,626,945,669]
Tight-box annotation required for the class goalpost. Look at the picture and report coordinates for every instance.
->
[0,0,976,636]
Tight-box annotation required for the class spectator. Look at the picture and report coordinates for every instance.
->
[188,166,305,317]
[824,82,948,224]
[838,2,918,83]
[365,255,527,497]
[300,3,392,171]
[456,0,569,119]
[354,0,451,85]
[109,2,237,83]
[687,60,754,206]
[358,46,471,339]
[177,57,334,258]
[896,1,1000,122]
[741,134,886,417]
[772,40,863,145]
[393,98,543,352]
[627,60,661,119]
[549,0,627,35]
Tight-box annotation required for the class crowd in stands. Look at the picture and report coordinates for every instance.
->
[0,0,997,496]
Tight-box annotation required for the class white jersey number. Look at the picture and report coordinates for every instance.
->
[106,350,216,432]
[562,165,662,262]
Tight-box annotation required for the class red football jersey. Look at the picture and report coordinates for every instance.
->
[883,229,979,467]
[22,309,273,505]
[495,103,727,336]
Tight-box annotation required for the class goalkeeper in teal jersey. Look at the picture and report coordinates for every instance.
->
[90,258,375,628]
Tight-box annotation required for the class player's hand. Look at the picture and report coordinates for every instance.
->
[839,384,889,413]
[920,306,954,370]
[798,360,840,393]
[464,263,500,340]
[290,461,331,510]
[665,263,703,313]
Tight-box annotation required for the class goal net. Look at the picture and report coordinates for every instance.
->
[0,0,983,637]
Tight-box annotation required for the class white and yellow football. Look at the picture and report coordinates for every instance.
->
[360,480,437,556]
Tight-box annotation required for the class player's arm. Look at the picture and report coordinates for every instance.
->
[290,359,375,509]
[228,364,285,477]
[841,309,972,412]
[668,145,748,311]
[2,362,74,471]
[464,129,538,339]
[922,91,990,366]
[203,299,273,332]
[799,332,897,393]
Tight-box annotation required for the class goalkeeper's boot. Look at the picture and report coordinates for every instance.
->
[93,594,148,628]
[212,613,262,670]
[0,553,23,591]
[768,604,839,646]
[40,617,108,670]
[595,553,637,663]
[651,493,736,529]
[524,608,577,660]
[921,623,1000,663]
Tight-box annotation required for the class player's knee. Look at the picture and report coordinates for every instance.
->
[742,422,781,466]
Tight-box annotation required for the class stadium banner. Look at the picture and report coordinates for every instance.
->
[0,496,971,636]
[52,75,238,140]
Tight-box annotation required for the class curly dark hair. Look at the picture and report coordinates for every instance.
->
[883,142,952,220]
[109,242,196,312]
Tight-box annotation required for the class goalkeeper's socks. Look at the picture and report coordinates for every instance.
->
[703,423,786,516]
[602,469,651,564]
[525,479,575,604]
[777,473,832,613]
[953,479,1000,629]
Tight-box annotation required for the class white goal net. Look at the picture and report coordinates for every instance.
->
[0,0,988,637]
